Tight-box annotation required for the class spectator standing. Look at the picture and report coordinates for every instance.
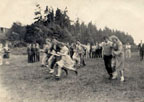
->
[125,43,131,58]
[138,40,144,61]
[0,43,4,65]
[27,44,32,63]
[3,42,10,65]
[31,43,36,62]
[35,43,40,62]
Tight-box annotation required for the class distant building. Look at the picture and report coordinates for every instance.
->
[0,27,9,33]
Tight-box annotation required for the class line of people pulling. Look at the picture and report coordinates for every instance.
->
[29,35,126,81]
[41,39,86,79]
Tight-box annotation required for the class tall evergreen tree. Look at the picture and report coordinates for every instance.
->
[34,4,43,23]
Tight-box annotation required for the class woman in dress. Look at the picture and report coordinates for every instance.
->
[55,43,78,78]
[109,35,125,82]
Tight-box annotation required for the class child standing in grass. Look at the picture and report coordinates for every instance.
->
[3,42,10,65]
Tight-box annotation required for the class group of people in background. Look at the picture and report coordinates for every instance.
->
[82,42,131,60]
[27,43,40,63]
[0,42,10,65]
[89,43,103,58]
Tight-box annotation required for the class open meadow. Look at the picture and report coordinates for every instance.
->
[0,50,144,102]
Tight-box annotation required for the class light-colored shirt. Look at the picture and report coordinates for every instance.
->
[100,41,113,56]
[125,44,131,50]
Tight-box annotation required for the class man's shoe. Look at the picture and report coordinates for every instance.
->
[109,76,112,80]
[55,76,60,80]
[75,70,78,75]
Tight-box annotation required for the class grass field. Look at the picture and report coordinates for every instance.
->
[0,52,144,102]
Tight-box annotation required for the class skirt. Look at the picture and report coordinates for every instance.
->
[56,55,76,70]
[111,54,124,71]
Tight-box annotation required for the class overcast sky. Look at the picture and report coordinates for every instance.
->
[0,0,144,44]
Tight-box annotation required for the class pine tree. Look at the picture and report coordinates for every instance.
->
[34,4,43,23]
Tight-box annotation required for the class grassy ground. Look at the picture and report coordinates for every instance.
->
[0,52,144,102]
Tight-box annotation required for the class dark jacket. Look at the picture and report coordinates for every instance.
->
[138,43,144,51]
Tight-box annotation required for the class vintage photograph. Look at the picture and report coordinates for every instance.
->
[0,0,144,102]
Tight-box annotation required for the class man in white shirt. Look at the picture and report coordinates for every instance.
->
[100,36,113,79]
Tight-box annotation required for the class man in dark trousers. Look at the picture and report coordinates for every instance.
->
[27,44,32,63]
[31,43,36,63]
[100,36,113,79]
[35,43,40,62]
[138,40,144,61]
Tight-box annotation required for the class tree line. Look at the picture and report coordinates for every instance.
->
[6,4,135,47]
